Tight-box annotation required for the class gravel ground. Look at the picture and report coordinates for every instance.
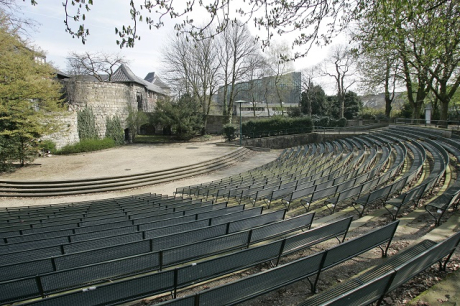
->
[0,141,280,208]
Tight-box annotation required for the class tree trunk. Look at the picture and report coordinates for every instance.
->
[412,103,423,121]
[384,95,392,118]
[439,99,449,126]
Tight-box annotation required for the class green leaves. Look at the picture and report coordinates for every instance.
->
[0,15,64,167]
[77,107,99,140]
[153,95,204,140]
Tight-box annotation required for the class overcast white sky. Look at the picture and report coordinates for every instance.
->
[16,1,341,91]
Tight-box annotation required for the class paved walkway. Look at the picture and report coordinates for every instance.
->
[0,141,280,208]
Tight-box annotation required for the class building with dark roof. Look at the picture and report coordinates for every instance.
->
[50,64,171,147]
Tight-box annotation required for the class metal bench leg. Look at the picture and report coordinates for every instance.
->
[300,199,311,212]
[350,202,366,217]
[425,207,443,226]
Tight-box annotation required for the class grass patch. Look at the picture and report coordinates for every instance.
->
[56,138,117,155]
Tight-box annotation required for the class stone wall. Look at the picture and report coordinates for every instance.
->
[41,112,79,149]
[65,80,142,138]
[44,80,161,148]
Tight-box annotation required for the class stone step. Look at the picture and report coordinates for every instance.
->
[0,148,251,197]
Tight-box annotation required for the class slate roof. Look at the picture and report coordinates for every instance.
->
[144,72,155,83]
[111,64,167,95]
[144,72,170,92]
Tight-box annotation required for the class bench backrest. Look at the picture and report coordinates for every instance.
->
[389,231,460,292]
[288,185,316,203]
[338,185,363,203]
[321,221,399,271]
[311,185,339,203]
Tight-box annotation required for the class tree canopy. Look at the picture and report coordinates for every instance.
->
[0,11,64,168]
[153,94,204,140]
[17,0,460,122]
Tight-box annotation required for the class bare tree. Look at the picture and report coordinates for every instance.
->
[217,21,260,123]
[66,51,128,81]
[357,45,400,117]
[265,42,295,116]
[193,34,221,130]
[162,29,220,131]
[301,66,320,116]
[320,45,356,118]
[241,54,269,117]
[0,1,37,36]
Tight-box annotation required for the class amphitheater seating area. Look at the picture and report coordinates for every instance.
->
[1,124,460,305]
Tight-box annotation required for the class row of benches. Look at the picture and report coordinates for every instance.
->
[16,216,353,305]
[0,212,314,303]
[154,221,401,306]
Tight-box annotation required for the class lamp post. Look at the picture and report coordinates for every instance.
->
[235,100,245,146]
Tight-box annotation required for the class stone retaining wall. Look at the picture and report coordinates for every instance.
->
[41,112,79,149]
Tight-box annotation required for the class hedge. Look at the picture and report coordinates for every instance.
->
[242,116,313,138]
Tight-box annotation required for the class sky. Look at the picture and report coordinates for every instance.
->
[15,1,341,90]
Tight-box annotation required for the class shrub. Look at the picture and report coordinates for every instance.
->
[77,107,99,140]
[38,140,57,154]
[56,138,116,155]
[317,116,330,127]
[242,116,313,138]
[105,115,125,145]
[223,124,237,142]
[337,117,348,127]
[287,106,302,117]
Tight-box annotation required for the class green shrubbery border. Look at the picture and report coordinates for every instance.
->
[56,138,116,155]
[242,116,313,138]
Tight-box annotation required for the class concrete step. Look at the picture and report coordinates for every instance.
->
[0,148,251,197]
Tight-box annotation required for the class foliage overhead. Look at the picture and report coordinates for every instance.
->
[21,1,396,57]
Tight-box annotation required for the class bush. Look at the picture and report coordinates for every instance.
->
[287,107,302,117]
[223,124,237,142]
[105,115,125,145]
[77,107,99,140]
[56,138,116,155]
[38,140,57,154]
[337,117,348,127]
[316,116,330,127]
[242,116,313,138]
